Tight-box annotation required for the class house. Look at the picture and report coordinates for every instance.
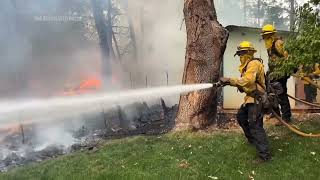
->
[223,25,319,110]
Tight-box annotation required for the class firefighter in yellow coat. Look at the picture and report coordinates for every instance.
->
[303,63,320,103]
[261,24,292,123]
[220,41,271,162]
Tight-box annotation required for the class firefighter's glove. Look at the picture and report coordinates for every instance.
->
[219,77,231,86]
[310,73,320,79]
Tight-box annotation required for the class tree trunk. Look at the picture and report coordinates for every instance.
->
[128,18,138,62]
[175,0,228,130]
[243,0,247,25]
[91,0,112,82]
[289,0,295,31]
[257,0,261,26]
[106,0,116,60]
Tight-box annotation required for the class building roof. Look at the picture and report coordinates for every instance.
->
[225,25,290,35]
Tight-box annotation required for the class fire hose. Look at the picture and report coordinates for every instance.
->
[212,80,320,138]
[275,77,320,137]
[271,109,320,137]
[287,94,320,108]
[287,75,320,108]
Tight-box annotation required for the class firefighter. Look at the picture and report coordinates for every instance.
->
[219,41,271,162]
[304,80,317,103]
[303,63,320,103]
[261,24,292,123]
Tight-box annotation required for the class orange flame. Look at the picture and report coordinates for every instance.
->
[78,78,102,90]
[62,77,102,96]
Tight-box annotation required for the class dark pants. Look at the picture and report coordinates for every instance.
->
[271,77,292,121]
[304,84,317,103]
[237,103,271,160]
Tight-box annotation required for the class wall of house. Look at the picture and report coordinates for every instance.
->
[223,27,296,109]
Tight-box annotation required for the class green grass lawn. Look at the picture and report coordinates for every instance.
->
[1,119,320,180]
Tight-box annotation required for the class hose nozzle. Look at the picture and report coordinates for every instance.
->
[212,81,223,87]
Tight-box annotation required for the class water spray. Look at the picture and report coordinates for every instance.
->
[0,83,213,127]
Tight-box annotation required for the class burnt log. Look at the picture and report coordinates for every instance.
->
[104,107,123,132]
[176,0,228,130]
[160,98,168,115]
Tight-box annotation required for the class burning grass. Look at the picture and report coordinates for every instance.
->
[1,118,320,180]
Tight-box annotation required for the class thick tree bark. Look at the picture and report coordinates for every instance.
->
[175,0,228,130]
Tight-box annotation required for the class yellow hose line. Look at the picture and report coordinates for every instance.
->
[272,110,320,137]
[287,94,320,108]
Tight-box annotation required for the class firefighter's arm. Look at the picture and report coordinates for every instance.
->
[229,61,259,88]
[303,76,313,84]
[307,63,320,79]
[313,63,320,75]
[275,40,289,58]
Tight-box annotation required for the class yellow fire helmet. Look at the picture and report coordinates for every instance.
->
[261,24,277,36]
[235,41,257,56]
